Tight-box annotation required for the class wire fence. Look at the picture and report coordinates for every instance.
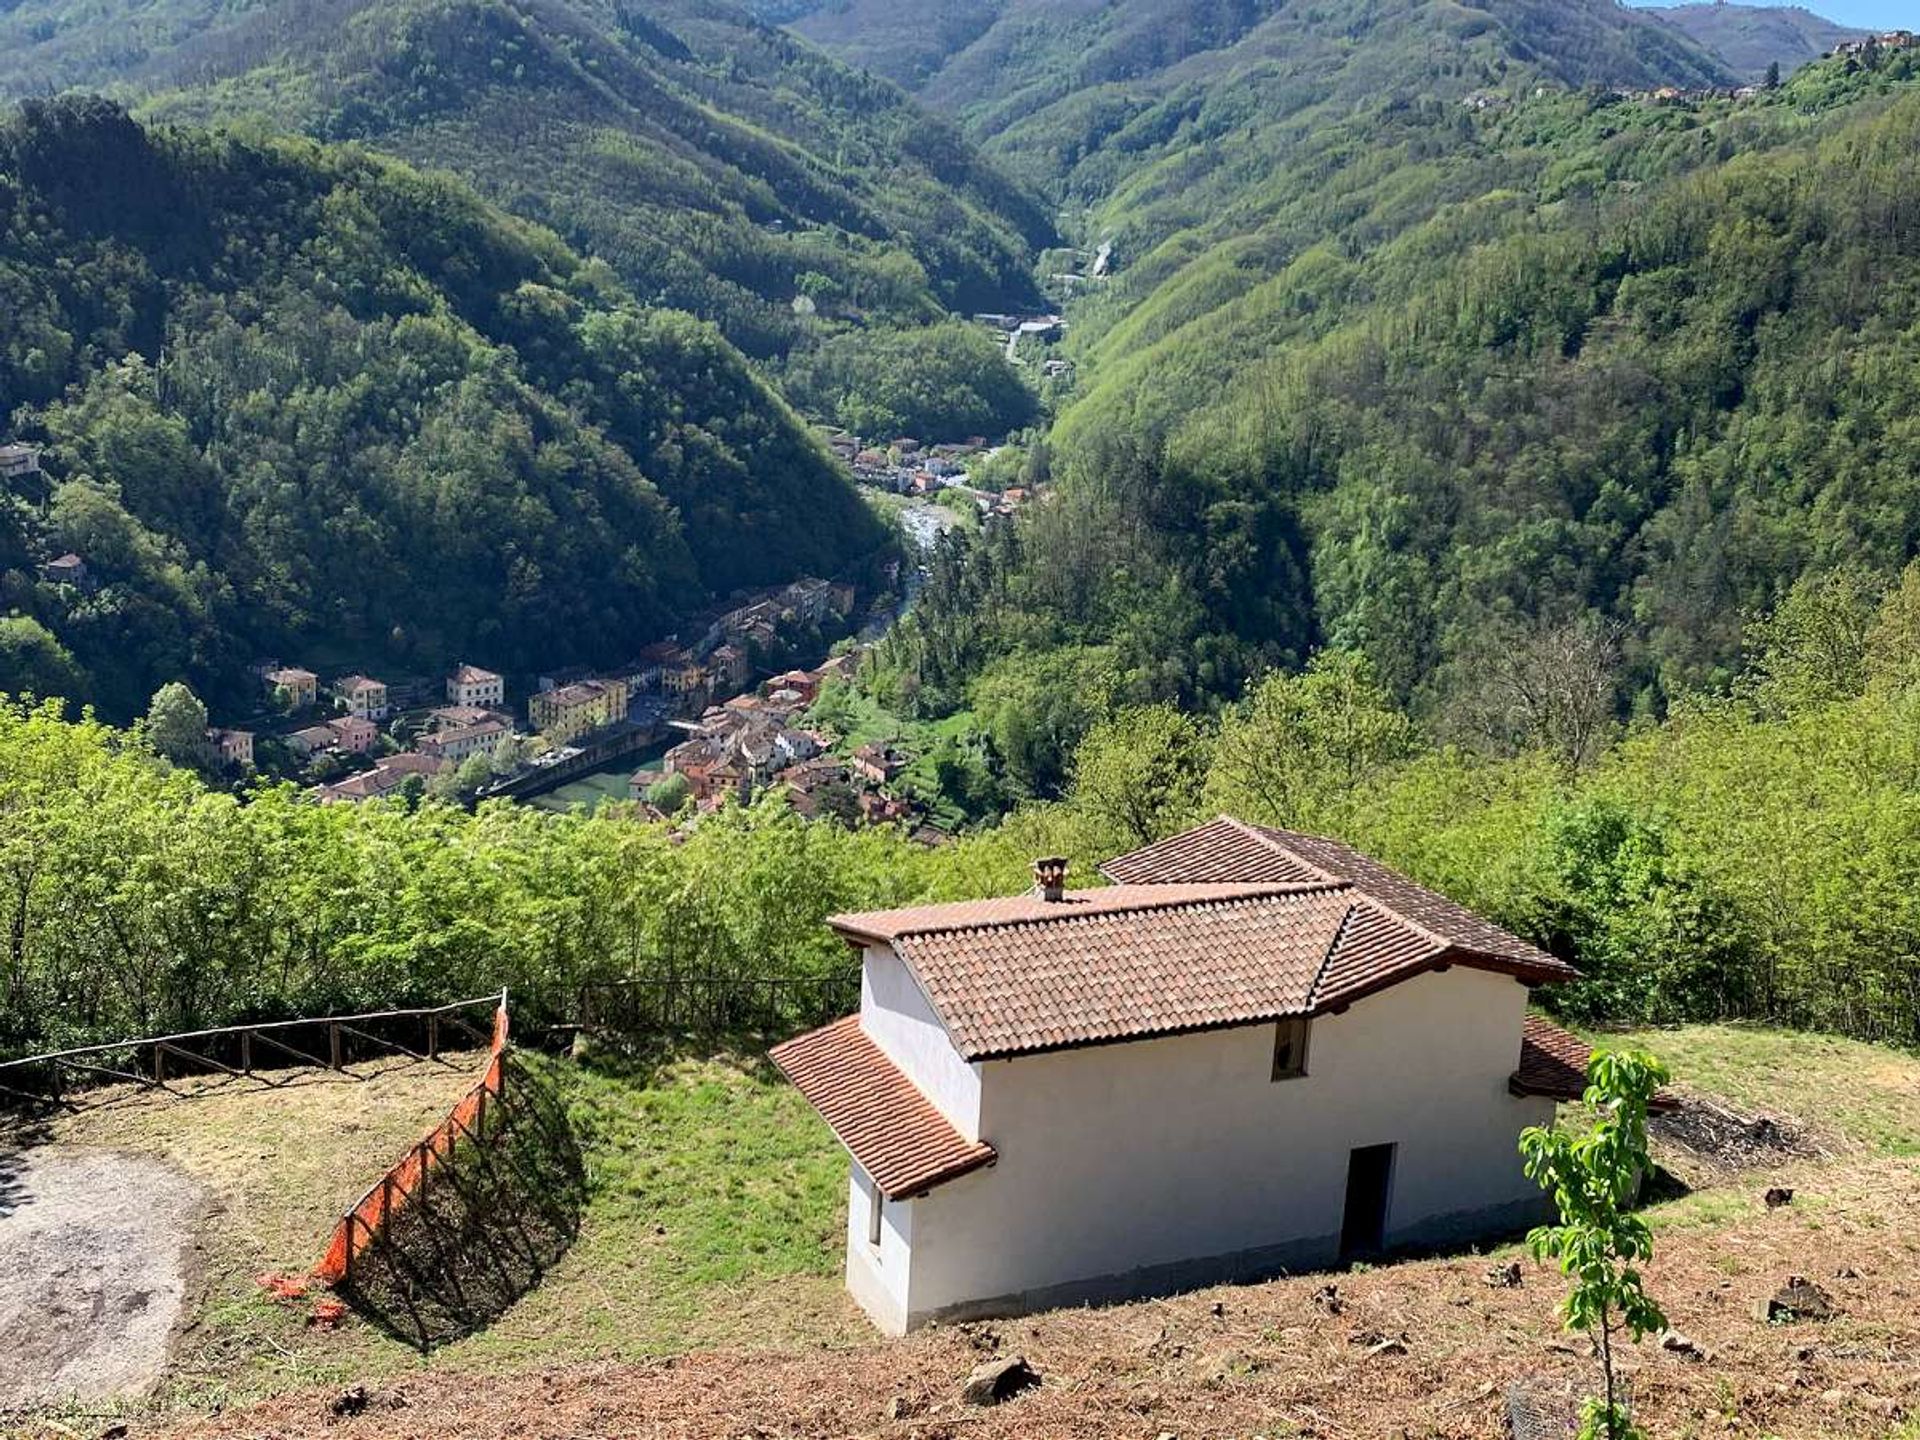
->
[562,971,860,1037]
[0,994,504,1115]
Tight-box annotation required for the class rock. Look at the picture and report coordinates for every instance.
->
[1660,1328,1707,1360]
[1209,1300,1225,1317]
[1758,1276,1835,1324]
[330,1384,369,1417]
[1484,1261,1523,1288]
[1764,1186,1795,1209]
[960,1355,1040,1407]
[1312,1283,1343,1315]
[886,1396,911,1421]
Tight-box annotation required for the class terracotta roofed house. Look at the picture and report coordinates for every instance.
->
[447,663,505,709]
[772,816,1661,1335]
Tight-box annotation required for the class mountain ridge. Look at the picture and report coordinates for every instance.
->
[0,0,1054,357]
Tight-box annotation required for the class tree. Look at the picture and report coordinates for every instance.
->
[1206,650,1414,826]
[1740,568,1884,715]
[144,681,210,768]
[1519,1048,1671,1440]
[1765,60,1781,90]
[1458,617,1622,770]
[1067,703,1207,848]
[491,732,533,776]
[644,772,692,815]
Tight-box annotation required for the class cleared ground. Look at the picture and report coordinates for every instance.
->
[0,1055,485,1415]
[10,1022,1920,1437]
[0,1150,205,1408]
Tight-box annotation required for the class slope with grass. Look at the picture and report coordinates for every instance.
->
[77,1020,1920,1439]
[0,0,1052,359]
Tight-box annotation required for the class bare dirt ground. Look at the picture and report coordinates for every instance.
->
[155,1152,1920,1440]
[0,1056,480,1419]
[0,1149,207,1409]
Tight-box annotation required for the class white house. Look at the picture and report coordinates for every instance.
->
[447,663,505,710]
[773,816,1654,1335]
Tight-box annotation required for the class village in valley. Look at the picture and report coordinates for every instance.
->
[220,574,935,829]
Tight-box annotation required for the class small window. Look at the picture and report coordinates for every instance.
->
[866,1177,884,1247]
[1272,1017,1310,1081]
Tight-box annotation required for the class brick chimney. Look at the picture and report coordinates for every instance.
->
[1031,856,1068,903]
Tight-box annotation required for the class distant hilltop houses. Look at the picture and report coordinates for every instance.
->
[1458,35,1917,113]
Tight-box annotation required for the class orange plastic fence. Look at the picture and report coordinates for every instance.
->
[313,995,510,1285]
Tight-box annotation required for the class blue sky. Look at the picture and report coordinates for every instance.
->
[1626,0,1914,29]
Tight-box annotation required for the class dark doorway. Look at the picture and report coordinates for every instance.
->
[1340,1142,1395,1261]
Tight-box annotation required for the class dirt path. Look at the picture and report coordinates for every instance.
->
[0,1148,206,1408]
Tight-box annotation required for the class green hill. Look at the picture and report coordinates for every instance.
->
[1642,3,1867,83]
[782,0,1735,193]
[0,97,893,719]
[0,0,1053,358]
[875,45,1920,755]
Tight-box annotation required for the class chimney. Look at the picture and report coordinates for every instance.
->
[1031,856,1068,903]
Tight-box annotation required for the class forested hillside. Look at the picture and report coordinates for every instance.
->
[0,98,892,719]
[780,0,1733,193]
[870,44,1920,783]
[0,0,1052,358]
[1643,3,1865,82]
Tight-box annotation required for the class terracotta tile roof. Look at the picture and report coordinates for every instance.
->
[1510,1016,1681,1111]
[770,1016,995,1198]
[829,882,1293,944]
[820,820,1574,1062]
[1103,817,1568,973]
[886,887,1355,1059]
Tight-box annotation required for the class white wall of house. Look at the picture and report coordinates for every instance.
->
[859,944,982,1137]
[843,1161,913,1333]
[872,965,1553,1331]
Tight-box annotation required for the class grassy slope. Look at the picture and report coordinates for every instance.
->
[18,1016,1918,1422]
[126,1020,1920,1439]
[24,1046,852,1411]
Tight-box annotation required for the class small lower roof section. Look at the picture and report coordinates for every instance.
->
[1511,1015,1681,1112]
[771,1015,996,1199]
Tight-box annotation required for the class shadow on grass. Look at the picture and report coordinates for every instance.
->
[343,1054,588,1351]
[564,1025,790,1089]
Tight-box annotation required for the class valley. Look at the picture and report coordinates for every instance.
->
[7,3,1920,1437]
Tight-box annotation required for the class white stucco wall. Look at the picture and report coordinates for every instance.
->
[894,966,1555,1326]
[844,1162,913,1333]
[859,944,982,1137]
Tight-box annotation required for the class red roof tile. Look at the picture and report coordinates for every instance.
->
[770,1016,996,1198]
[829,883,1296,944]
[891,887,1355,1059]
[1510,1016,1681,1111]
[1103,817,1566,972]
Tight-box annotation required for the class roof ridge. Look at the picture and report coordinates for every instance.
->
[1219,814,1342,884]
[1247,820,1467,960]
[1304,895,1362,1008]
[877,881,1352,943]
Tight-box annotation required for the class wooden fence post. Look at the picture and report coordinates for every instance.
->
[427,1015,438,1061]
[152,1043,164,1087]
[241,1031,253,1077]
[329,1022,343,1071]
